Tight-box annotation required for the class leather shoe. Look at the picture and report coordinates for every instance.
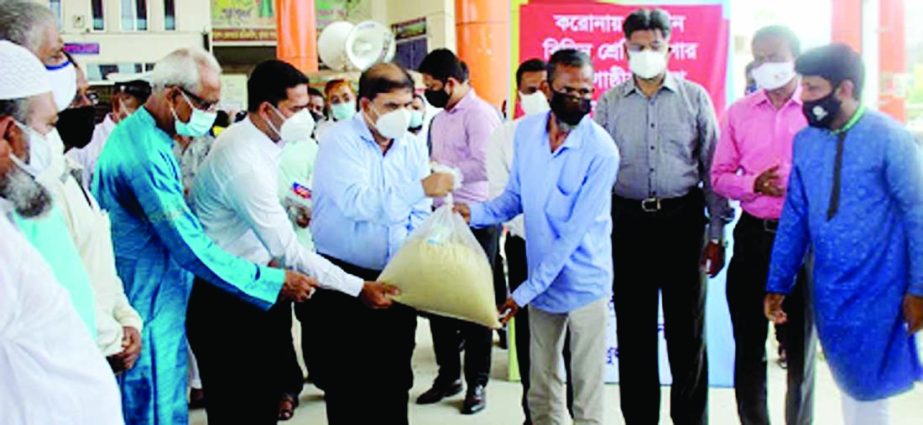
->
[461,385,486,414]
[416,379,463,405]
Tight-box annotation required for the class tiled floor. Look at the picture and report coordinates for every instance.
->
[190,318,922,424]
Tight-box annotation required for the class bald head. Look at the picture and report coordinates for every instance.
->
[358,63,414,102]
[0,1,63,65]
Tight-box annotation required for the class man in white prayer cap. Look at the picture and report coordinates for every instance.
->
[0,0,76,111]
[0,39,124,425]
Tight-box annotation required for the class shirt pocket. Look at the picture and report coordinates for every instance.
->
[660,122,696,159]
[546,186,576,223]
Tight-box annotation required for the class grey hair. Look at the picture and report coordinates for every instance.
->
[0,0,57,54]
[0,98,31,123]
[150,47,222,93]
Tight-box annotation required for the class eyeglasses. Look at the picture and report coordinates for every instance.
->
[70,89,99,108]
[175,86,218,112]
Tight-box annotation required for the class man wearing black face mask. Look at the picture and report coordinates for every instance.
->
[766,43,923,425]
[594,9,732,425]
[417,48,503,414]
[454,48,620,425]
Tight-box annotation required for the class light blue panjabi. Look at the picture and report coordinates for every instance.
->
[92,107,285,424]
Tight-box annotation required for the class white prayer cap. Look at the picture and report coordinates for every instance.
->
[0,40,51,101]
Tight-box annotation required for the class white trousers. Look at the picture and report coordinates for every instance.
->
[841,392,890,425]
[528,298,608,425]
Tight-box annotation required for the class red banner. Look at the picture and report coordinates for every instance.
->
[519,2,729,113]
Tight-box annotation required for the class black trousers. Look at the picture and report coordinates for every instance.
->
[727,213,817,425]
[277,304,306,399]
[187,278,296,425]
[612,192,708,425]
[506,234,575,425]
[296,255,418,425]
[429,224,500,388]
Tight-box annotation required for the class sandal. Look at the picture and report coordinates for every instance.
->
[278,393,299,421]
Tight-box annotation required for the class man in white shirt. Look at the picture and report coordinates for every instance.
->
[188,59,398,424]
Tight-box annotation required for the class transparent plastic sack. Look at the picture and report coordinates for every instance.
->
[378,203,500,329]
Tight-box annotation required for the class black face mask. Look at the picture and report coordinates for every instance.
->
[802,86,842,129]
[56,106,97,150]
[550,90,591,126]
[424,84,451,108]
[310,111,325,124]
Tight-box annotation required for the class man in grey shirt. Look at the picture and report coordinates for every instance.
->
[594,8,732,425]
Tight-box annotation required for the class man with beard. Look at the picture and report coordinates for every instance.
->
[0,40,97,339]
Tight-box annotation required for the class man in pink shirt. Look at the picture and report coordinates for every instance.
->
[711,26,817,425]
[417,48,502,415]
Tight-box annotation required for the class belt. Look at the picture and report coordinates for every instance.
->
[614,190,701,214]
[741,212,779,233]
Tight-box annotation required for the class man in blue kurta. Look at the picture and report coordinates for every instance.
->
[92,47,317,425]
[766,44,923,425]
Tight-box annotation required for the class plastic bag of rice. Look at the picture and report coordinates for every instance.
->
[378,204,500,329]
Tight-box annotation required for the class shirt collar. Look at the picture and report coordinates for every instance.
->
[547,112,588,153]
[752,84,803,109]
[242,116,282,154]
[447,89,477,114]
[137,107,173,146]
[352,111,409,151]
[621,72,679,97]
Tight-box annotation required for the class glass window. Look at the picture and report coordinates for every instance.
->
[48,0,62,27]
[121,0,148,31]
[164,0,176,31]
[91,0,104,31]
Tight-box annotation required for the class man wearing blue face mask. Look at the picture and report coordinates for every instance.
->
[92,47,319,425]
[594,8,732,425]
[188,59,397,424]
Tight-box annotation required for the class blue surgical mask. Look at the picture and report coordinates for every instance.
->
[172,90,217,138]
[408,110,424,129]
[330,100,356,121]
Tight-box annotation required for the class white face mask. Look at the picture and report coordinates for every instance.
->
[46,60,78,112]
[628,49,668,80]
[370,105,411,140]
[270,106,316,143]
[751,61,796,91]
[14,122,62,177]
[519,91,550,115]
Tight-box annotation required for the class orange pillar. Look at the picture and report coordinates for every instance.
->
[455,0,510,109]
[879,0,906,122]
[276,0,318,74]
[831,0,862,51]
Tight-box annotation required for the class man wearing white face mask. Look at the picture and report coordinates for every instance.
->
[93,48,319,425]
[187,59,397,424]
[595,9,732,425]
[309,62,455,425]
[711,26,817,425]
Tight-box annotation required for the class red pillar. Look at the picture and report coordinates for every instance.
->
[276,0,318,74]
[831,0,862,51]
[455,0,510,109]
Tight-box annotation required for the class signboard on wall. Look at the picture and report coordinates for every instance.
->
[212,0,277,43]
[519,2,729,112]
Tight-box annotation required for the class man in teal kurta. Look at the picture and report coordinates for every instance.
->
[92,47,316,425]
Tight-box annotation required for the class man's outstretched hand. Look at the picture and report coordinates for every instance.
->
[453,203,471,223]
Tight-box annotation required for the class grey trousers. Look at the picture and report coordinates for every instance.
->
[528,298,608,425]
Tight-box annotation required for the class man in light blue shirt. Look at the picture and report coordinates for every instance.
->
[456,49,620,425]
[306,62,455,425]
